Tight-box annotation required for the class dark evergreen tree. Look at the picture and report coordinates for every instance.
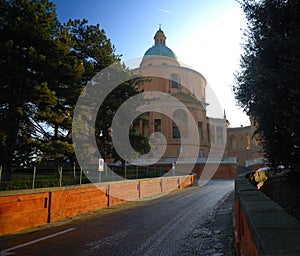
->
[0,0,63,178]
[234,0,300,169]
[66,19,150,163]
[0,1,149,179]
[37,19,118,163]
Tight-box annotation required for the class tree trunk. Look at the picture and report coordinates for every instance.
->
[2,115,20,181]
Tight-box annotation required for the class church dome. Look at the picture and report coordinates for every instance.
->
[140,27,180,67]
[144,44,177,59]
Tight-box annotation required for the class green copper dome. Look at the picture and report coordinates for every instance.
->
[144,44,177,59]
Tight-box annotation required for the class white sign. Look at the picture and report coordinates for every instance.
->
[98,158,104,172]
[172,162,176,170]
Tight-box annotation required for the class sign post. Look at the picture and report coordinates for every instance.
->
[98,158,104,182]
[172,162,176,176]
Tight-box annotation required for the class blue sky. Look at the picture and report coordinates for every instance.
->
[53,0,249,127]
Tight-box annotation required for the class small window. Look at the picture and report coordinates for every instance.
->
[199,149,205,156]
[154,119,161,138]
[172,109,187,138]
[173,123,180,138]
[209,125,215,144]
[198,122,203,141]
[207,124,210,143]
[141,113,149,137]
[132,118,140,135]
[170,73,180,89]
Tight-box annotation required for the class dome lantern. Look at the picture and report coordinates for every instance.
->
[154,25,166,45]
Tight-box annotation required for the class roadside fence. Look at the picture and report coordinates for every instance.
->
[0,164,173,191]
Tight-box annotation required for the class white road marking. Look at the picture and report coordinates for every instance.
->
[1,228,76,255]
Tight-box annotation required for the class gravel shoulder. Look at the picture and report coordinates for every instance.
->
[195,191,235,256]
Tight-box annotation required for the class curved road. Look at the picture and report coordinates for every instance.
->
[0,180,234,256]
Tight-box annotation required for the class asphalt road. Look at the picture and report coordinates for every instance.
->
[0,180,235,256]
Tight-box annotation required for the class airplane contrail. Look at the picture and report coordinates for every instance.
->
[156,7,171,14]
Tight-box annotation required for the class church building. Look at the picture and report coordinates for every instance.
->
[133,27,262,173]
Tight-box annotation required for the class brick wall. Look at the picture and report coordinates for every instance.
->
[149,163,238,179]
[0,192,49,235]
[0,175,195,235]
[192,163,237,179]
[234,194,258,256]
[49,185,109,223]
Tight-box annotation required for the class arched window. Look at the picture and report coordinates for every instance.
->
[230,135,237,150]
[216,126,224,145]
[170,73,180,89]
[239,135,244,149]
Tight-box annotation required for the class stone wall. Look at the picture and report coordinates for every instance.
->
[235,174,300,255]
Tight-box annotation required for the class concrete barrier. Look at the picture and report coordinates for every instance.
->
[0,175,195,235]
[235,174,300,255]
